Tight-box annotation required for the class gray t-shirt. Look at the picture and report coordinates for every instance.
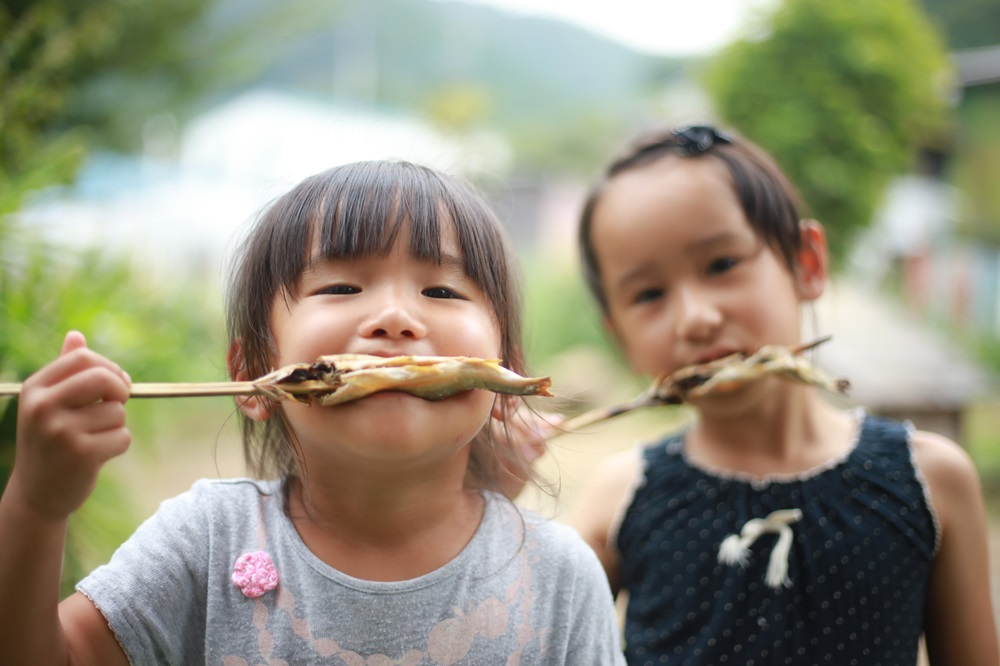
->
[78,478,625,665]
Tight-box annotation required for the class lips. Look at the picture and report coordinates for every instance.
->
[691,348,744,366]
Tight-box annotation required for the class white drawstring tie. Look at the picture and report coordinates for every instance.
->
[718,508,802,589]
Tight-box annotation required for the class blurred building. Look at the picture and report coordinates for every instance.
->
[814,280,994,445]
[855,49,1000,339]
[838,45,1000,444]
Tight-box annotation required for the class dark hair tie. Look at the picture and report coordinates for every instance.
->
[671,124,733,156]
[622,124,735,169]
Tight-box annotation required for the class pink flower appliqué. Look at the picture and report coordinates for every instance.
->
[232,551,279,598]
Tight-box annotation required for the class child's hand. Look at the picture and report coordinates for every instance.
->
[9,331,132,521]
[505,407,562,464]
[491,403,562,499]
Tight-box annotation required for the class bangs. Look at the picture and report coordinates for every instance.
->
[262,162,449,294]
[251,161,511,327]
[314,162,448,266]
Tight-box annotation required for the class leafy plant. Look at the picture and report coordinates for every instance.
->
[521,254,616,367]
[704,0,952,265]
[1,229,223,596]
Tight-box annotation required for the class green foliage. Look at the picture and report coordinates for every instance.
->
[952,89,1000,241]
[509,111,628,178]
[0,230,222,594]
[965,397,1000,503]
[521,254,617,366]
[422,82,497,134]
[704,0,952,265]
[0,0,225,214]
[0,0,238,596]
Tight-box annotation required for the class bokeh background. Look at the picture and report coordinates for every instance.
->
[2,0,999,639]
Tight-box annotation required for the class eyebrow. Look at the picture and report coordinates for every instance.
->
[434,253,468,274]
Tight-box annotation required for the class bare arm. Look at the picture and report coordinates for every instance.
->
[912,429,1000,665]
[0,332,131,666]
[565,448,642,596]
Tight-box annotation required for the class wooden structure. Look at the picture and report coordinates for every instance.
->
[813,279,994,445]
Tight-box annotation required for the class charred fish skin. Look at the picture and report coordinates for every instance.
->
[253,355,552,407]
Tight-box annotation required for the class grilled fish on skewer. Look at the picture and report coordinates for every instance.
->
[255,355,554,406]
[684,344,849,400]
[557,336,848,435]
[0,355,553,404]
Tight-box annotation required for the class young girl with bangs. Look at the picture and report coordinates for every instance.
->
[567,125,998,665]
[0,160,625,665]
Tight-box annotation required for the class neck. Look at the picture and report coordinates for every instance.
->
[286,459,486,581]
[686,382,857,477]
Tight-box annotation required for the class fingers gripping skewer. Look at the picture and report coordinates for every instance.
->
[0,355,554,404]
[555,336,849,436]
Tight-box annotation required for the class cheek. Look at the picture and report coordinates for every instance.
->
[611,313,670,376]
[272,304,354,365]
[604,309,649,375]
[449,312,503,358]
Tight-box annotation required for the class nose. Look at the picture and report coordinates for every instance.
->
[361,292,428,340]
[672,284,722,343]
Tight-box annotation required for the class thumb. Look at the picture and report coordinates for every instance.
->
[60,330,88,356]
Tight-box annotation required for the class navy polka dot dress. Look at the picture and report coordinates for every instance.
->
[614,412,938,665]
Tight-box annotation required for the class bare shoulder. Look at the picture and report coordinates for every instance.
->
[909,429,982,512]
[566,447,643,594]
[582,447,644,495]
[909,430,1000,663]
[567,448,643,531]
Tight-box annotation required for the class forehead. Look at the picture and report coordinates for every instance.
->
[591,157,755,260]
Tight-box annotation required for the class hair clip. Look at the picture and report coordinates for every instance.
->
[671,125,733,156]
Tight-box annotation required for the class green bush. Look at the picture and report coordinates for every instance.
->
[1,232,222,597]
[705,0,951,265]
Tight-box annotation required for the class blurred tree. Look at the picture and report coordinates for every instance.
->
[952,90,1000,242]
[0,0,227,215]
[509,111,626,178]
[0,0,234,596]
[0,236,223,596]
[704,0,952,265]
[422,82,496,133]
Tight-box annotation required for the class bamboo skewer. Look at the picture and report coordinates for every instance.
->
[0,354,554,404]
[0,381,261,399]
[552,336,848,437]
[1,340,845,439]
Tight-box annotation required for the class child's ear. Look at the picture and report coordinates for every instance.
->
[227,339,275,422]
[795,219,829,301]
